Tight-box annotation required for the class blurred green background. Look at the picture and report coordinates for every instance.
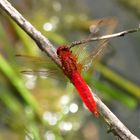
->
[0,0,140,140]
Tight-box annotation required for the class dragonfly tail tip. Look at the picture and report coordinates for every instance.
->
[93,111,99,118]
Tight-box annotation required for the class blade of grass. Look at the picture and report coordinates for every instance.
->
[11,20,38,55]
[95,63,140,100]
[84,72,137,108]
[93,80,137,108]
[0,91,23,113]
[0,54,40,113]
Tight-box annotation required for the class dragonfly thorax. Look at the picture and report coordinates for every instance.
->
[57,45,78,77]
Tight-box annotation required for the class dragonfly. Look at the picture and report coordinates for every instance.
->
[57,45,100,116]
[17,18,117,117]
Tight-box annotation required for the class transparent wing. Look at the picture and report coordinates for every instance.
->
[16,54,67,81]
[71,17,117,72]
[16,54,54,69]
[89,17,117,35]
[81,40,108,71]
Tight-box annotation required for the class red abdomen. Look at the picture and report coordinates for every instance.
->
[70,72,98,117]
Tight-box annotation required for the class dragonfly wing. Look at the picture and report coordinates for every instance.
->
[75,17,117,72]
[89,17,117,35]
[71,44,89,65]
[81,40,108,72]
[16,54,54,69]
[16,54,67,81]
[21,69,51,77]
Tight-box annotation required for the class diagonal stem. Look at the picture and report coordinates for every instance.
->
[0,0,60,66]
[69,27,140,48]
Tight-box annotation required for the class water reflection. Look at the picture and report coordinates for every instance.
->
[69,103,78,113]
[44,131,55,140]
[43,112,59,126]
[43,22,53,31]
[52,1,62,12]
[23,72,37,89]
[59,121,72,132]
[60,95,70,105]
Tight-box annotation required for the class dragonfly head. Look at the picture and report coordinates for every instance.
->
[57,45,69,56]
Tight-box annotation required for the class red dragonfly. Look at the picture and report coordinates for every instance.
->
[57,45,99,116]
[17,18,117,117]
[56,18,117,117]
